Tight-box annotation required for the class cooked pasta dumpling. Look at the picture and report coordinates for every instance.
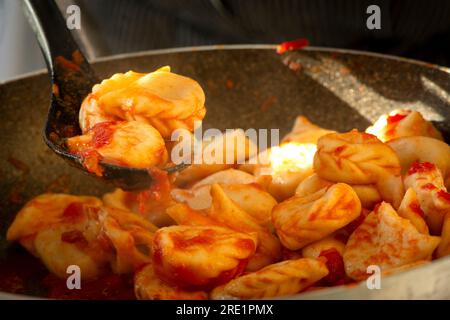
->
[437,213,450,258]
[67,120,168,172]
[388,136,450,179]
[301,236,346,286]
[301,236,345,258]
[173,130,257,187]
[397,188,429,235]
[343,202,441,280]
[171,171,276,227]
[366,109,443,142]
[103,170,175,228]
[7,193,156,279]
[79,67,206,138]
[152,225,257,290]
[7,194,102,243]
[314,130,404,208]
[247,142,317,201]
[404,161,450,235]
[135,264,208,300]
[296,173,381,209]
[208,184,282,270]
[272,183,361,250]
[281,116,334,144]
[210,258,328,299]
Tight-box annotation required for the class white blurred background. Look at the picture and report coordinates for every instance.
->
[0,0,44,82]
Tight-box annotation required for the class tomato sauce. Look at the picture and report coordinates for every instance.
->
[407,161,436,175]
[91,121,116,149]
[342,208,370,237]
[437,190,450,203]
[333,145,347,156]
[80,150,104,176]
[55,56,81,72]
[60,230,88,246]
[386,113,408,124]
[43,273,135,300]
[0,247,135,300]
[62,202,84,220]
[136,168,171,214]
[422,183,437,190]
[319,248,346,286]
[409,202,425,217]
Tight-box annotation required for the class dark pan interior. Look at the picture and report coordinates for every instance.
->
[0,46,449,297]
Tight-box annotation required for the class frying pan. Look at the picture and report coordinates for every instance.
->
[0,45,449,299]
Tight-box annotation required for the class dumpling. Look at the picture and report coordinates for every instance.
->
[437,213,450,258]
[7,194,102,245]
[207,184,282,270]
[296,173,381,209]
[301,236,346,285]
[248,142,318,201]
[103,180,175,228]
[7,194,156,279]
[152,225,257,290]
[67,120,168,173]
[210,258,328,299]
[79,67,206,138]
[272,183,361,250]
[397,188,429,234]
[343,202,440,280]
[314,130,404,208]
[98,206,156,274]
[173,130,257,187]
[171,171,276,227]
[366,109,443,142]
[134,264,207,300]
[281,116,334,144]
[238,116,330,201]
[404,161,450,234]
[388,136,450,180]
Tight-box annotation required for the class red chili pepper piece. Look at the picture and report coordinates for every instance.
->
[276,38,309,54]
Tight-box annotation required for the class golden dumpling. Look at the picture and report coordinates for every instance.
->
[103,186,175,228]
[172,181,276,228]
[152,225,257,290]
[314,130,403,208]
[272,183,361,250]
[67,120,168,173]
[343,202,440,280]
[397,188,429,235]
[135,264,207,300]
[296,173,381,209]
[366,109,443,142]
[437,213,450,258]
[282,116,334,144]
[7,193,102,243]
[7,193,156,279]
[388,136,450,179]
[208,184,282,271]
[79,67,206,138]
[211,258,328,299]
[404,161,450,234]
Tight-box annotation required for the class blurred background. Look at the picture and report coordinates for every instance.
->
[1,0,450,81]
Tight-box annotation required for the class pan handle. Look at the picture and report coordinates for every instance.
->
[21,0,96,82]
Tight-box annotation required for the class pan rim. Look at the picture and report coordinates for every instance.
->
[1,44,449,85]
